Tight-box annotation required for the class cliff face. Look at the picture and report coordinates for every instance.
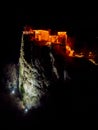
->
[1,29,98,129]
[19,34,50,110]
[1,31,71,114]
[18,33,70,111]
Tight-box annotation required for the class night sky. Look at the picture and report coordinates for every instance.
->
[0,3,97,64]
[2,4,96,41]
[4,5,96,63]
[15,5,98,50]
[15,6,98,32]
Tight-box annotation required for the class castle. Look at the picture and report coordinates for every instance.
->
[23,26,67,47]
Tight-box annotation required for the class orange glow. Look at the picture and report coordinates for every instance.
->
[23,27,77,57]
[23,27,97,64]
[65,36,75,57]
[23,27,74,56]
[49,35,58,43]
[58,32,67,45]
[24,28,67,46]
[34,30,49,41]
[58,32,67,36]
[66,45,74,57]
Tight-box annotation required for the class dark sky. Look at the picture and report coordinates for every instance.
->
[16,5,98,31]
[15,6,98,46]
[1,4,98,62]
[15,5,98,46]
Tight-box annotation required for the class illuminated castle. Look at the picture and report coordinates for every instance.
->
[23,26,67,47]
